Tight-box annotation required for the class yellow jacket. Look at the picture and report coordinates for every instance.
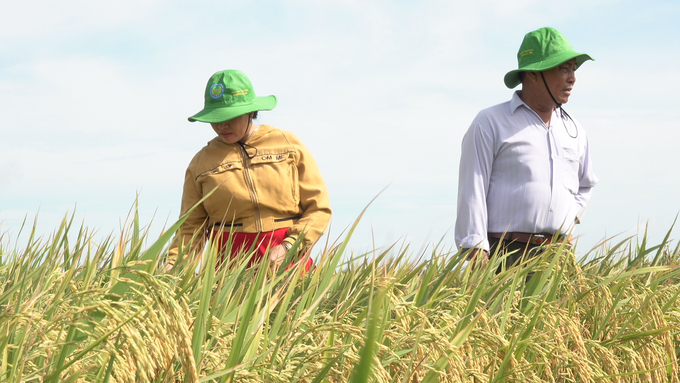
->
[169,125,331,262]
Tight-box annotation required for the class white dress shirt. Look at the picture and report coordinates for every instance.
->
[455,91,598,251]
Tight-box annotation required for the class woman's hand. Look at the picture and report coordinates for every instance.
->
[269,244,287,270]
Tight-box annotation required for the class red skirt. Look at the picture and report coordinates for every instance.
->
[212,227,313,272]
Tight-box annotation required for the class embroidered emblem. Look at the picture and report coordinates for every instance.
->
[209,83,225,99]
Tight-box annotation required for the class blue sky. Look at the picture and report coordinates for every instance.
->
[1,0,679,258]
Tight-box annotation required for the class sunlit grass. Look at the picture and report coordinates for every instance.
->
[1,208,679,382]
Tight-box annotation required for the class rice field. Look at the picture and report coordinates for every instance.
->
[1,209,679,382]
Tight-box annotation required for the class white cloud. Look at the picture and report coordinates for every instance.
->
[0,0,165,44]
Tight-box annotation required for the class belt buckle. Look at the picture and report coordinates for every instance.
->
[530,234,546,245]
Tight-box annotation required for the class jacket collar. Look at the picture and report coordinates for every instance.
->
[242,124,273,144]
[208,124,275,148]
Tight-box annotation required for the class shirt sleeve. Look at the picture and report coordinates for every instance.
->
[285,135,332,248]
[167,161,209,264]
[455,114,495,251]
[574,132,598,221]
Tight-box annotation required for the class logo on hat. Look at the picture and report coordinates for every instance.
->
[209,83,225,99]
[519,48,534,57]
[231,89,249,96]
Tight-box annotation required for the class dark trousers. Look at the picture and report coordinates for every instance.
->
[489,237,544,275]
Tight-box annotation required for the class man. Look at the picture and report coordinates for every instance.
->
[455,27,598,267]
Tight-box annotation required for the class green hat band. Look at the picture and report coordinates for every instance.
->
[504,27,594,89]
[188,70,277,123]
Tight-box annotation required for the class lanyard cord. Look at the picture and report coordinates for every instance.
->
[238,116,259,158]
[540,72,578,139]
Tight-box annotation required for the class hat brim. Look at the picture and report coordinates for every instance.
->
[188,95,277,123]
[504,52,594,89]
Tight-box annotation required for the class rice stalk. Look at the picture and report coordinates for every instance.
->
[1,204,679,382]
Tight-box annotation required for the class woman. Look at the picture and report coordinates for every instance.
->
[167,70,331,271]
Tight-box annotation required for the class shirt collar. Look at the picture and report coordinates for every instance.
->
[508,91,527,115]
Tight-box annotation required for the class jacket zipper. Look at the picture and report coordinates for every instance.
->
[238,143,263,232]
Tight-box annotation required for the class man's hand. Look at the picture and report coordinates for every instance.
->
[464,248,490,269]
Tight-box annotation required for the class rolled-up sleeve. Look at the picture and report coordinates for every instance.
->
[455,115,495,251]
[574,134,598,220]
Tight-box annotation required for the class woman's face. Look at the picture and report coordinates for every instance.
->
[210,113,254,144]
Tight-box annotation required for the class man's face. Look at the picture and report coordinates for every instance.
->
[542,58,577,104]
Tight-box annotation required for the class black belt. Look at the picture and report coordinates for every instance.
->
[488,232,555,246]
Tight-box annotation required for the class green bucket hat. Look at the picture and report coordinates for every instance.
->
[188,70,277,123]
[504,27,594,89]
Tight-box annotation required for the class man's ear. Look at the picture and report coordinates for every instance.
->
[524,71,540,83]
